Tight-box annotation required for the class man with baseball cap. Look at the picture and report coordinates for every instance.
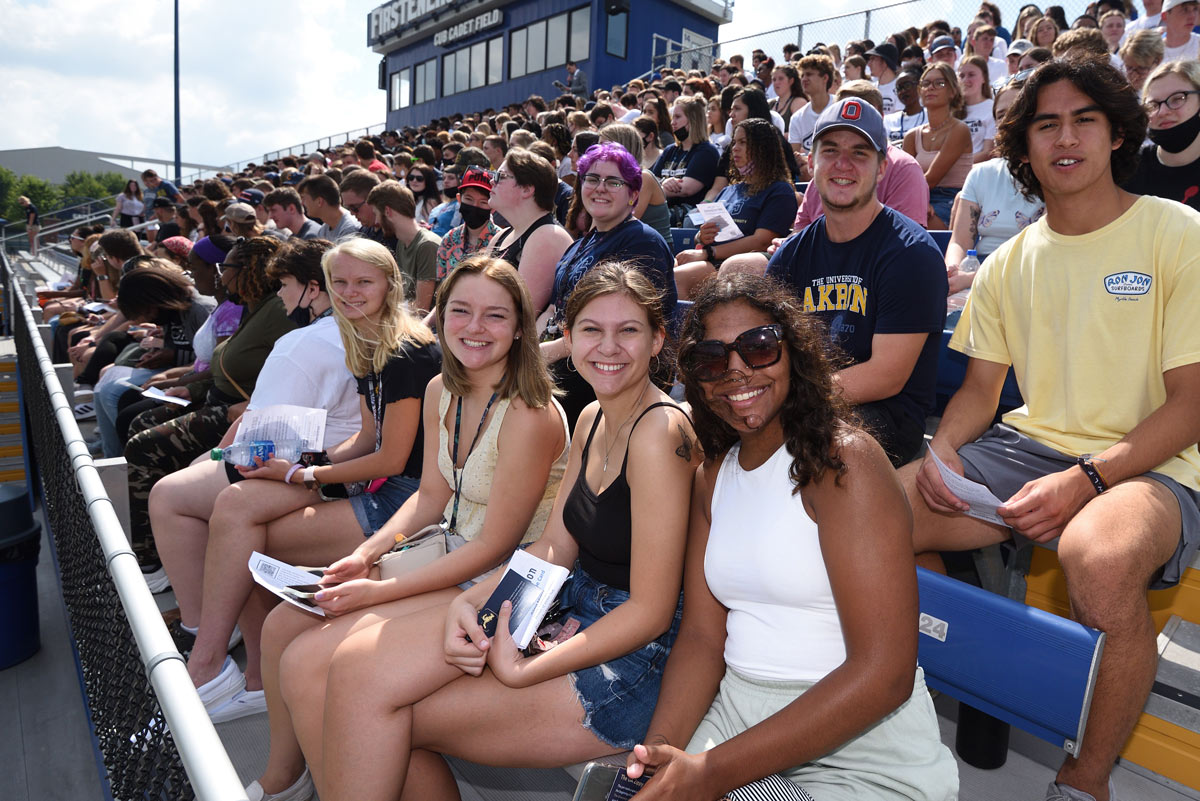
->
[1005,39,1034,76]
[146,197,181,244]
[1162,0,1200,62]
[929,34,959,66]
[435,166,499,284]
[764,98,947,465]
[864,42,901,113]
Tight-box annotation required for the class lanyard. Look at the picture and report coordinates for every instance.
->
[448,391,499,533]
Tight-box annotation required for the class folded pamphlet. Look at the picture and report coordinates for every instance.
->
[248,551,329,617]
[477,550,570,649]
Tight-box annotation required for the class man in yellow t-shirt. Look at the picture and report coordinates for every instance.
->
[902,59,1200,801]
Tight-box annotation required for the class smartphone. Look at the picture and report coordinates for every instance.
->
[285,584,325,596]
[572,762,648,801]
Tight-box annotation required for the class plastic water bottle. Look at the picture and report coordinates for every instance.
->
[947,250,981,321]
[210,439,305,467]
[959,249,980,276]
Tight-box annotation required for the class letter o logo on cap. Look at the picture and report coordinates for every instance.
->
[841,100,862,121]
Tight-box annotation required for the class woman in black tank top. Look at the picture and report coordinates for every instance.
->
[305,262,701,799]
[486,149,574,313]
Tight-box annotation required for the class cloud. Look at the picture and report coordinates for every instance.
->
[0,0,383,168]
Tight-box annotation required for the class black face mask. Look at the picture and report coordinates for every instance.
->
[443,187,458,200]
[1148,112,1200,154]
[673,125,690,143]
[459,203,492,229]
[287,288,312,327]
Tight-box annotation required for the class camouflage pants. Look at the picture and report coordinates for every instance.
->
[124,401,231,560]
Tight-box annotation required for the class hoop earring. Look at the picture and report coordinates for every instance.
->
[566,356,577,373]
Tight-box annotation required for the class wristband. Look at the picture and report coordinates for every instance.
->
[303,465,319,490]
[703,243,716,263]
[284,464,302,485]
[1076,456,1108,495]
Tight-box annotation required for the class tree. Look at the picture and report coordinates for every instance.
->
[0,165,16,225]
[61,171,126,205]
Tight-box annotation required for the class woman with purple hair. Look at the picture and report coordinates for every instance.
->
[540,141,678,427]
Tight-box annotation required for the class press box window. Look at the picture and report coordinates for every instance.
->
[414,58,436,105]
[510,6,590,79]
[444,38,505,95]
[390,68,411,110]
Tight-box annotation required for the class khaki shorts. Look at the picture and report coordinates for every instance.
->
[687,667,959,801]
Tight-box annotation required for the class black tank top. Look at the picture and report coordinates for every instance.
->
[562,402,682,592]
[492,212,556,268]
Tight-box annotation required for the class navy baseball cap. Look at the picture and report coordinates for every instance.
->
[813,98,888,153]
[238,188,265,206]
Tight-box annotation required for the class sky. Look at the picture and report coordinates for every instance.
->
[0,0,983,172]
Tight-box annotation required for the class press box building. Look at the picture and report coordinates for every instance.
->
[369,0,733,128]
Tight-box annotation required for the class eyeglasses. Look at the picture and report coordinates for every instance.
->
[493,170,515,184]
[406,174,425,182]
[215,262,243,276]
[345,200,365,213]
[1143,90,1200,115]
[919,79,949,90]
[681,324,785,382]
[581,173,628,191]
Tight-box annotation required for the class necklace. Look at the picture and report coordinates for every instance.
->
[601,381,651,473]
[924,115,954,148]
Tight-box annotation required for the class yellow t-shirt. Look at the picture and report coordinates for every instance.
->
[950,195,1200,490]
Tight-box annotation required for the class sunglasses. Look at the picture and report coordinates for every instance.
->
[681,324,785,382]
[406,174,425,182]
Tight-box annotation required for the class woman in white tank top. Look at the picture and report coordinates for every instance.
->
[627,273,958,801]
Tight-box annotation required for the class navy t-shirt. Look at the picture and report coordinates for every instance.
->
[651,142,721,206]
[553,216,678,316]
[765,207,947,426]
[356,341,442,479]
[715,180,797,240]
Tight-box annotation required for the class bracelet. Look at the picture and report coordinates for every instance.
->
[284,464,302,485]
[1076,456,1108,495]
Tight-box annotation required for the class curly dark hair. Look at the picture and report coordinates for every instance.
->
[996,58,1147,201]
[731,118,791,194]
[230,236,281,306]
[679,273,853,491]
[266,237,334,290]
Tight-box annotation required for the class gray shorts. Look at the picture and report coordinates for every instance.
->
[957,424,1200,589]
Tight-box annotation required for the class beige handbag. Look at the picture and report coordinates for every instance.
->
[378,524,448,580]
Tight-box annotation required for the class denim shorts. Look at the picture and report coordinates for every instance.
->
[928,186,959,227]
[349,475,420,534]
[561,565,683,750]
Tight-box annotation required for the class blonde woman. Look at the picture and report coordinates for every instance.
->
[153,237,442,718]
[904,63,973,227]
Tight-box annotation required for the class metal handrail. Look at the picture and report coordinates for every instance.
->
[263,123,386,162]
[5,252,248,801]
[2,210,111,252]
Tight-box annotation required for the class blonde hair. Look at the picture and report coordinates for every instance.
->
[599,122,644,162]
[321,238,435,378]
[677,95,709,145]
[1146,59,1200,95]
[434,255,554,408]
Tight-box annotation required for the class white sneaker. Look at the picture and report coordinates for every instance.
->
[142,564,171,594]
[73,402,96,421]
[245,767,314,801]
[196,656,245,712]
[1045,779,1117,801]
[208,688,266,723]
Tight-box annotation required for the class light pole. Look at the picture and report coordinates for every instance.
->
[174,0,182,185]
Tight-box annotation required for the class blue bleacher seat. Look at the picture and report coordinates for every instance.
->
[917,567,1104,756]
[794,181,810,195]
[934,328,1023,416]
[928,230,952,254]
[669,227,699,256]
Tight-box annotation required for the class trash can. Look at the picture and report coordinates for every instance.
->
[0,483,40,669]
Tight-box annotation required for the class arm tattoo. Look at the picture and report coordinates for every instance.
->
[968,205,980,240]
[675,425,694,461]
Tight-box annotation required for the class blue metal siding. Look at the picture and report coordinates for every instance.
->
[383,0,719,128]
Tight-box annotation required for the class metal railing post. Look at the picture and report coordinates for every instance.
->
[864,8,872,38]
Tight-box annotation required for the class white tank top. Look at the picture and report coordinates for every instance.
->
[705,442,847,682]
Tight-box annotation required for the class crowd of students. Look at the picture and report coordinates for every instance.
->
[29,2,1200,799]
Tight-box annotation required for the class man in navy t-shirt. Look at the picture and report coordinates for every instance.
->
[766,98,947,465]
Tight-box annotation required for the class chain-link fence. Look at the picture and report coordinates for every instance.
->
[650,0,1052,77]
[5,253,245,800]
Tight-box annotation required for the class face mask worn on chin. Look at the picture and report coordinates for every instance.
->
[286,286,314,326]
[673,125,690,143]
[1148,112,1200,154]
[459,203,492,229]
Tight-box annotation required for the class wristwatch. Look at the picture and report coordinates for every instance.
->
[1075,455,1108,495]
